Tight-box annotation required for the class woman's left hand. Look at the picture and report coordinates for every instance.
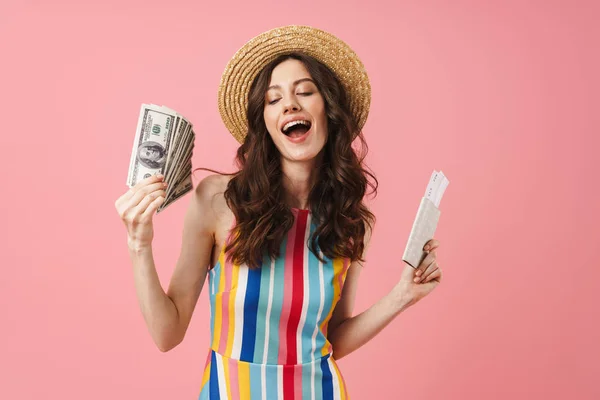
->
[396,239,443,305]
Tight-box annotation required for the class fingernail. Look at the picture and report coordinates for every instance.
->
[416,270,422,276]
[414,277,419,282]
[424,245,430,251]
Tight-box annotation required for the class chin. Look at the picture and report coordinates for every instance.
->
[285,146,325,163]
[282,137,325,160]
[286,152,318,162]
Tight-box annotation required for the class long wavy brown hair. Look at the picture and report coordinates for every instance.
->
[199,52,377,269]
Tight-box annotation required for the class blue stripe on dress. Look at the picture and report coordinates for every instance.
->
[253,259,272,363]
[265,238,287,364]
[265,364,279,399]
[301,221,321,363]
[301,358,316,400]
[321,354,333,400]
[240,266,261,362]
[314,360,324,400]
[209,350,220,399]
[249,362,263,399]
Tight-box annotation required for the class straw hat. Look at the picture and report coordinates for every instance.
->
[218,25,371,144]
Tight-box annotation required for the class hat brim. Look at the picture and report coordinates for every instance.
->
[218,25,371,144]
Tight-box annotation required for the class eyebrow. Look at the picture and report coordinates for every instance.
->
[267,78,316,91]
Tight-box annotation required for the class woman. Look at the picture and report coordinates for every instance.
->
[115,26,443,399]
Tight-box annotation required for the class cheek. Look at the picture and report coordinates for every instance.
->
[263,109,278,134]
[312,99,327,126]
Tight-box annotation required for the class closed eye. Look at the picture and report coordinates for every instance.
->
[267,92,313,105]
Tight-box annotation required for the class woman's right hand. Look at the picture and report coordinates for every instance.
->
[115,174,168,250]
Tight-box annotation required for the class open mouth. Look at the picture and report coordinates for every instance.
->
[281,120,312,139]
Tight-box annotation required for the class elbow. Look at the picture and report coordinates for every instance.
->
[328,329,348,361]
[156,337,181,353]
[157,342,174,353]
[330,342,348,361]
[154,330,184,353]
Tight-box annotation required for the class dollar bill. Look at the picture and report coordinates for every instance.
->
[127,104,178,187]
[164,123,193,186]
[157,174,193,213]
[127,103,196,213]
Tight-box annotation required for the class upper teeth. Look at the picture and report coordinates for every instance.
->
[283,120,310,132]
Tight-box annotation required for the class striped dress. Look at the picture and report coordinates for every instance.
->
[199,208,352,399]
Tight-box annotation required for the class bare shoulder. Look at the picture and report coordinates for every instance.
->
[190,173,235,264]
[192,173,232,209]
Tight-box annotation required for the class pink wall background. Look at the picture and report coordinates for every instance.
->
[1,0,598,399]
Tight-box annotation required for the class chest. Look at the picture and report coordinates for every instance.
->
[208,247,351,326]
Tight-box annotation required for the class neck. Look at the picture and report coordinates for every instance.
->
[280,155,322,210]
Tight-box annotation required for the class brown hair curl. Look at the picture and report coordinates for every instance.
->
[210,53,377,269]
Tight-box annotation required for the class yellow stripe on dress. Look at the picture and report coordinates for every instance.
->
[320,257,344,356]
[211,248,226,350]
[225,260,240,356]
[238,361,251,400]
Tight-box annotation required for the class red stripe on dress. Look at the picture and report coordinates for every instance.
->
[228,355,240,400]
[283,364,295,399]
[278,213,299,364]
[283,209,308,399]
[286,210,308,365]
[294,362,304,399]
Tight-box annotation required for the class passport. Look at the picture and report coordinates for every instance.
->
[402,170,449,268]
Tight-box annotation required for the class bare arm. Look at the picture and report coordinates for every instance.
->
[127,175,221,352]
[326,223,416,360]
[327,223,445,360]
[326,264,414,360]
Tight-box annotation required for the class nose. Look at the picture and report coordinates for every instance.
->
[282,97,301,113]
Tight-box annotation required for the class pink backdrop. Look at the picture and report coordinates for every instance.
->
[1,0,598,399]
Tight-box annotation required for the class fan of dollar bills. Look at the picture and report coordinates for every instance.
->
[127,104,195,213]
